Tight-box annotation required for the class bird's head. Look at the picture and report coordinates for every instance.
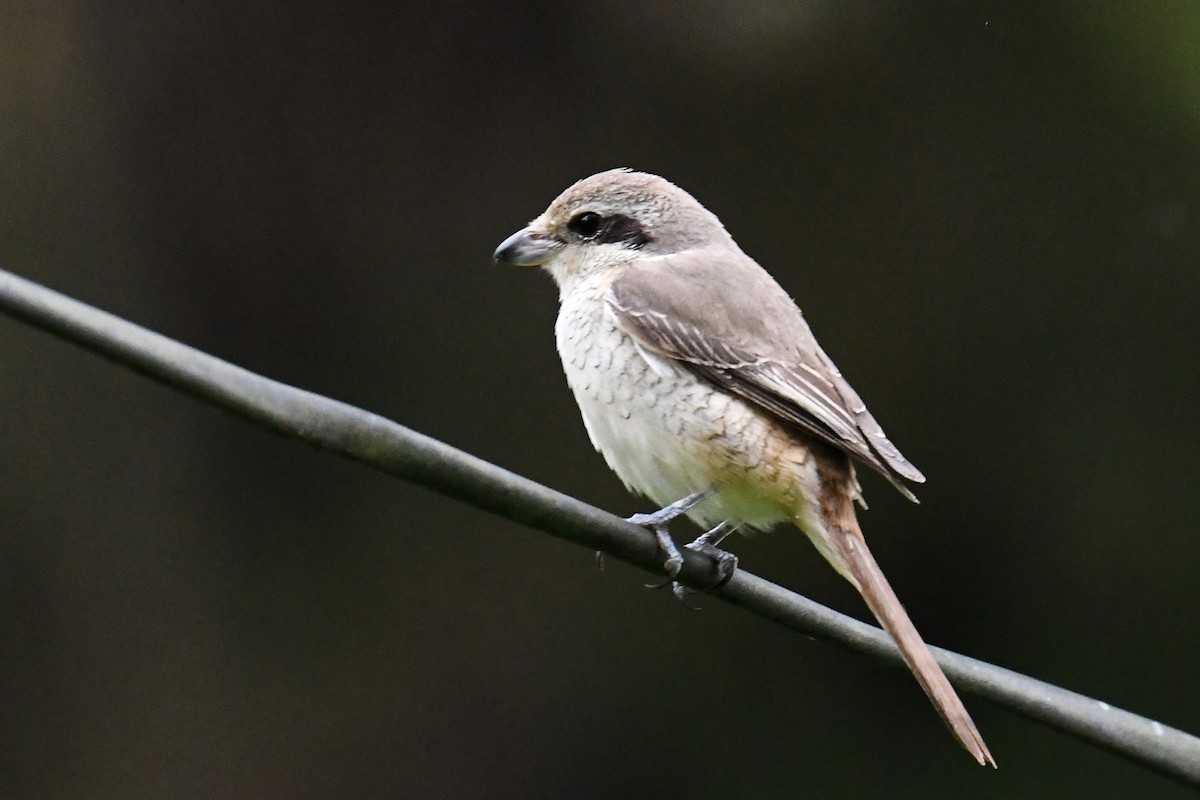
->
[494,168,732,289]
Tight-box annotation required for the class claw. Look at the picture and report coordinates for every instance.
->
[687,541,739,589]
[645,577,702,609]
[672,582,702,608]
[685,521,740,589]
[672,583,704,610]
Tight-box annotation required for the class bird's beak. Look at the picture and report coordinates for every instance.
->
[494,227,562,267]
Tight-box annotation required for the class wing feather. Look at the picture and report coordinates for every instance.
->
[607,250,925,501]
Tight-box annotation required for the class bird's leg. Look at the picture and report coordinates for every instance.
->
[646,520,741,601]
[683,521,739,588]
[625,488,713,528]
[623,489,713,577]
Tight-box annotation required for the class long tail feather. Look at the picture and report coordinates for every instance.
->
[830,522,995,767]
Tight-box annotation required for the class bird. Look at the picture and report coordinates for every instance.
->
[494,168,994,767]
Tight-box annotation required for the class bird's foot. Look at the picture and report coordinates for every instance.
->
[640,524,684,578]
[622,516,682,577]
[624,489,712,577]
[646,523,739,602]
[686,537,740,588]
[597,526,683,581]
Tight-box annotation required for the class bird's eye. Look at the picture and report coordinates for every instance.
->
[567,211,603,239]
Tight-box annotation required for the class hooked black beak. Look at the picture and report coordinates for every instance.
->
[493,228,562,267]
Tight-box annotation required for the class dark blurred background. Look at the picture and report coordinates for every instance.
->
[2,2,1198,797]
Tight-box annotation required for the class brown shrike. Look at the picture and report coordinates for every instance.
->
[494,168,994,766]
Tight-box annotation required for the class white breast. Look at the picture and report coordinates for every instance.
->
[553,274,793,531]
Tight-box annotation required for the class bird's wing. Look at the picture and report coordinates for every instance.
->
[606,248,925,501]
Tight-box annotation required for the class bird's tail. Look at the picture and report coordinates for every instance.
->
[810,506,996,767]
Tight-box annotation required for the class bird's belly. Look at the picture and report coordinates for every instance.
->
[557,301,795,531]
[574,374,702,509]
